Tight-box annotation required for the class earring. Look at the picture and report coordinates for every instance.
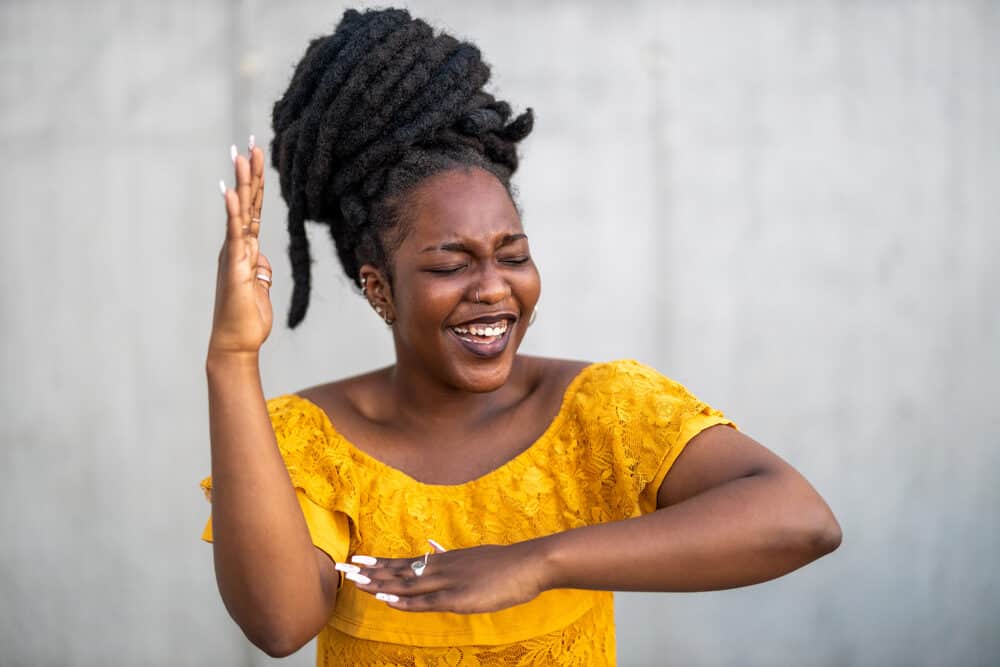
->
[374,305,394,325]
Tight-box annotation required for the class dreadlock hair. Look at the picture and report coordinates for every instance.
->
[270,7,534,328]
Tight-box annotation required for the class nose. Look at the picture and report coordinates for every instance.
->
[472,264,511,304]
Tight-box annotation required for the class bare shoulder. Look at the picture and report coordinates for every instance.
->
[295,366,392,423]
[514,355,594,401]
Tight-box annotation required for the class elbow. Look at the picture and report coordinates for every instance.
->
[246,625,310,659]
[816,511,842,556]
[226,601,315,659]
[795,498,842,560]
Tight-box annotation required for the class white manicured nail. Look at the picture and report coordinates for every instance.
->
[428,538,448,552]
[375,593,399,603]
[218,179,227,196]
[345,572,371,585]
[248,134,255,153]
[230,144,238,163]
[351,555,377,566]
[334,563,361,574]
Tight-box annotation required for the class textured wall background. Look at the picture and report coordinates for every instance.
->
[1,1,998,665]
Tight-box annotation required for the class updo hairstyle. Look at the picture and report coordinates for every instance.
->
[270,7,533,328]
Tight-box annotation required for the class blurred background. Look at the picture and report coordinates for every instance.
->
[2,0,998,665]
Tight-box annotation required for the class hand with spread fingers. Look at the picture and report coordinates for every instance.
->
[341,541,551,614]
[209,137,273,357]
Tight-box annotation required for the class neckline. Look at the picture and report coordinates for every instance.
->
[288,361,603,490]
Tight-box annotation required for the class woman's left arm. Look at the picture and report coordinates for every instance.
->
[350,425,841,611]
[539,424,842,592]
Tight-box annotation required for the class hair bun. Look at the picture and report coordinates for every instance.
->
[270,7,533,328]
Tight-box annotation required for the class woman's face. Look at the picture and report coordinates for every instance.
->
[377,166,541,393]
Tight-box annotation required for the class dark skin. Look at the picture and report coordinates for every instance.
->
[207,147,841,656]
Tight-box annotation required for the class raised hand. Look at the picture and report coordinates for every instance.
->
[339,541,551,614]
[209,137,273,357]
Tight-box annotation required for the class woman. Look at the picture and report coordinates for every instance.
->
[201,7,841,665]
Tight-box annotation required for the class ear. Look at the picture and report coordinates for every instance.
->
[359,264,395,325]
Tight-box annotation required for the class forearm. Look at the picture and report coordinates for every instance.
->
[206,352,332,654]
[536,470,841,593]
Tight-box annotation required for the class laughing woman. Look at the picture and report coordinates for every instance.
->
[200,7,841,665]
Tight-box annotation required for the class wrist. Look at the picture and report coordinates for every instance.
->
[526,532,568,592]
[205,348,260,376]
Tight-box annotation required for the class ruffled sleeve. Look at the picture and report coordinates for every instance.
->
[198,395,356,565]
[572,360,737,517]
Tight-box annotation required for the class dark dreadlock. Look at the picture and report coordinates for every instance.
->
[270,7,534,328]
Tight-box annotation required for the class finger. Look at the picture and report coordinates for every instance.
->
[234,150,252,230]
[355,570,448,597]
[382,590,451,613]
[257,253,272,273]
[250,161,265,238]
[250,144,264,208]
[247,234,260,269]
[222,185,244,243]
[351,555,420,570]
[255,261,272,290]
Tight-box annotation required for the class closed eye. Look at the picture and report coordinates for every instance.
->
[426,265,466,275]
[501,256,531,265]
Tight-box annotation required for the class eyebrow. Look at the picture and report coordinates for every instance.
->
[421,233,528,253]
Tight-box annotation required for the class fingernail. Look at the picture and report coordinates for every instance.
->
[375,593,399,603]
[218,179,227,197]
[345,572,371,585]
[428,538,448,552]
[351,555,377,566]
[248,134,255,153]
[230,144,238,163]
[334,563,361,574]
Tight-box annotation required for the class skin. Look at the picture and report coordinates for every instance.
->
[207,148,842,657]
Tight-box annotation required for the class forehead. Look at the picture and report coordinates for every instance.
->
[402,167,523,247]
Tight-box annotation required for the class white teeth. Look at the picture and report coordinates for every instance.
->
[451,321,508,338]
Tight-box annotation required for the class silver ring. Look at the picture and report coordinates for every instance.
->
[256,273,271,285]
[410,552,430,577]
[250,217,261,223]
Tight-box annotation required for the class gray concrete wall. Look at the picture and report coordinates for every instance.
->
[2,0,997,665]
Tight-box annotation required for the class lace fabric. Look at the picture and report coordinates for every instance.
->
[319,592,616,666]
[200,359,735,664]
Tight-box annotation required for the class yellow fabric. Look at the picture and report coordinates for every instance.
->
[201,490,352,566]
[199,359,735,665]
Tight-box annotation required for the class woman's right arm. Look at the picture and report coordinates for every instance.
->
[207,142,338,658]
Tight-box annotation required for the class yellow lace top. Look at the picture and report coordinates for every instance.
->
[200,359,735,666]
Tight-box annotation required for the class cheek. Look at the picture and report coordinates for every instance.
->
[396,281,459,328]
[519,266,542,304]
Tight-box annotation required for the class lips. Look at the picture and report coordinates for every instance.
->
[447,318,514,358]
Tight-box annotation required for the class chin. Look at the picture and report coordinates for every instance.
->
[444,353,516,393]
[437,322,525,392]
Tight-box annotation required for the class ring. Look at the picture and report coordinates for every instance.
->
[256,273,272,285]
[251,217,261,223]
[410,552,430,577]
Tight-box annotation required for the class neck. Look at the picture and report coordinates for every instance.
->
[384,355,523,434]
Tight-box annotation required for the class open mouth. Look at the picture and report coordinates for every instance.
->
[449,320,510,345]
[447,318,514,357]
